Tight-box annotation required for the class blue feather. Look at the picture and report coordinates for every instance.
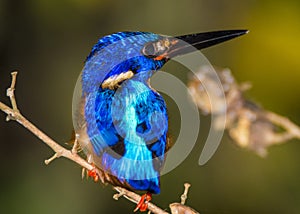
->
[76,29,247,196]
[81,32,168,194]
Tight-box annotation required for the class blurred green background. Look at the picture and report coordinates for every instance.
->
[1,0,300,213]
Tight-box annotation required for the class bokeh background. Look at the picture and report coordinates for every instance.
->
[1,0,300,213]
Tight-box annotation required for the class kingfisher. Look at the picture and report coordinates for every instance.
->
[73,30,247,211]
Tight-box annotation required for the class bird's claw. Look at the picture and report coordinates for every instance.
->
[134,192,152,212]
[87,164,99,182]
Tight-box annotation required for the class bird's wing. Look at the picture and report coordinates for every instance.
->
[89,87,168,163]
[134,90,168,171]
[93,89,124,154]
[84,82,168,193]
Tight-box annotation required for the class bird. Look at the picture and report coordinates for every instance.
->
[73,30,247,212]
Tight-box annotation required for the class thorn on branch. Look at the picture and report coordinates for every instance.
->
[7,72,19,111]
[45,153,61,165]
[169,183,200,214]
[5,71,20,121]
[113,188,126,200]
[181,183,191,205]
[113,186,138,204]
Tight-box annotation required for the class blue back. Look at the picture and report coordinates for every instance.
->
[81,32,168,194]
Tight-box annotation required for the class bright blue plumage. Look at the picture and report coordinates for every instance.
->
[75,30,247,198]
[80,32,169,194]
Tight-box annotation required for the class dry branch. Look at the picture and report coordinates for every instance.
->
[188,66,300,156]
[0,71,198,214]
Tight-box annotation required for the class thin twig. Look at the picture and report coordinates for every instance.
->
[7,71,19,111]
[45,153,60,165]
[181,183,191,205]
[5,71,19,121]
[169,183,199,214]
[265,111,300,140]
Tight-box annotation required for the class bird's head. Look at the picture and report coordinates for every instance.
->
[82,30,247,93]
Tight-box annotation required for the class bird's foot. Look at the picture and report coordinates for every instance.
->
[87,163,99,182]
[134,192,152,212]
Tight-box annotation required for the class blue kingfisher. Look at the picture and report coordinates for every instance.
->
[73,30,247,211]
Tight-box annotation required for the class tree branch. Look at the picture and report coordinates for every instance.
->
[265,111,300,140]
[0,80,93,171]
[0,71,181,214]
[188,66,300,156]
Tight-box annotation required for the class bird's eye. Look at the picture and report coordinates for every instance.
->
[142,42,156,58]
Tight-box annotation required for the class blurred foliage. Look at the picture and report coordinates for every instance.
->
[1,0,300,214]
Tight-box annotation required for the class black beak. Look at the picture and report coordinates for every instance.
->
[166,30,248,58]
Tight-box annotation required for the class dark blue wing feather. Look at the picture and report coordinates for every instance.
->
[84,75,168,194]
